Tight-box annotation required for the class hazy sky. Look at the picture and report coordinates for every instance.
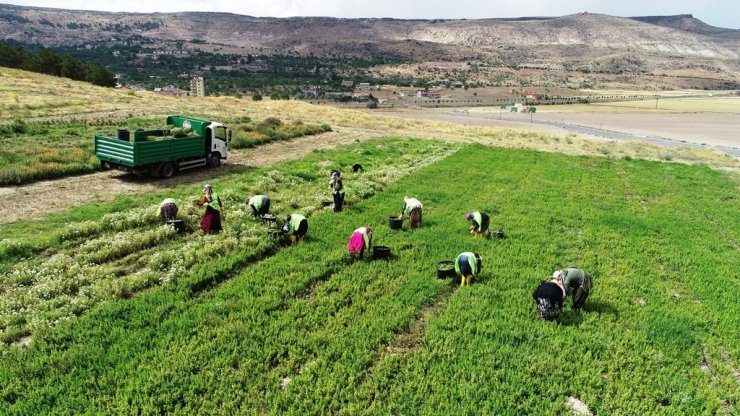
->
[5,0,739,29]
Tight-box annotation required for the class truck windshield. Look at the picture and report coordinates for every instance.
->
[213,126,227,141]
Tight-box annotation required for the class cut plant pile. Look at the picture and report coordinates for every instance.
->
[0,139,457,344]
[0,144,737,414]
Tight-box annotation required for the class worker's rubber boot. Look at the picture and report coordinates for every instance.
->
[466,276,473,286]
[460,276,466,287]
[289,235,297,244]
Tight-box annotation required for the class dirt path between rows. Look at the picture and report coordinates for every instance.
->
[0,127,381,225]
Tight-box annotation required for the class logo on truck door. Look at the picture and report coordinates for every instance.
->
[182,120,192,133]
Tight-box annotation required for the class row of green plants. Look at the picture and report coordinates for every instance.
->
[1,144,738,414]
[0,115,330,185]
[0,139,457,344]
[228,116,332,150]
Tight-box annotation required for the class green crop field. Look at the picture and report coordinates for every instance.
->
[1,139,737,414]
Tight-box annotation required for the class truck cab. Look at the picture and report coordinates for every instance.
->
[204,122,230,167]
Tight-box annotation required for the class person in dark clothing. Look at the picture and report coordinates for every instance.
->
[158,198,178,222]
[245,194,271,219]
[553,268,594,309]
[329,171,345,212]
[466,211,490,239]
[282,213,308,244]
[533,275,566,321]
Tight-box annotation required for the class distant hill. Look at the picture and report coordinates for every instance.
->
[630,14,738,36]
[1,4,737,90]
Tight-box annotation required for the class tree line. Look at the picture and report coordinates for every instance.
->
[0,41,115,87]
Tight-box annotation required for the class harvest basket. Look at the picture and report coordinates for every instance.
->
[165,219,185,233]
[372,246,391,260]
[436,260,456,279]
[259,213,278,226]
[388,216,403,230]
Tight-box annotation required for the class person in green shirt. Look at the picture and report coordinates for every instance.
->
[466,211,490,239]
[552,267,593,309]
[245,194,271,219]
[455,252,482,287]
[282,213,308,244]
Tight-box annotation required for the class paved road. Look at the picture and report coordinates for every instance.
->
[440,109,740,158]
[537,119,740,158]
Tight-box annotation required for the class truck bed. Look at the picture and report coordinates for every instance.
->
[94,134,205,167]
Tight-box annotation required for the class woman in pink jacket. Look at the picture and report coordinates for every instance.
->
[348,226,373,260]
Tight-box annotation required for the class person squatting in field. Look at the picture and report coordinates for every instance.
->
[401,196,423,229]
[196,184,223,234]
[245,194,271,219]
[553,267,593,309]
[466,211,490,238]
[282,213,308,244]
[532,274,566,321]
[348,226,373,260]
[455,251,482,287]
[158,198,178,222]
[329,170,345,212]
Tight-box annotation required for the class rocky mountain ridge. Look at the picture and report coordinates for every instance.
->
[1,4,738,90]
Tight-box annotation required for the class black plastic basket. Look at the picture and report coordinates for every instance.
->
[372,246,391,260]
[436,260,456,279]
[388,216,403,230]
[165,219,185,233]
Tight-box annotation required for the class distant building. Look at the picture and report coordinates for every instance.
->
[155,85,189,97]
[190,76,205,97]
[341,80,354,88]
[416,90,440,99]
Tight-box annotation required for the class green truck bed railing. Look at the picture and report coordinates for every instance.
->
[94,135,205,167]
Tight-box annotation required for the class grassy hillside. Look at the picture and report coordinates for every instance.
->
[1,67,738,186]
[0,142,737,414]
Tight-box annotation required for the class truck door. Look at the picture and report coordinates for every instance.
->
[212,126,228,157]
[205,127,213,152]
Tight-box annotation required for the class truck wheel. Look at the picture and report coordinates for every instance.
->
[159,162,177,179]
[207,152,222,168]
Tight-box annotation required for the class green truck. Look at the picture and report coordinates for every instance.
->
[94,115,232,178]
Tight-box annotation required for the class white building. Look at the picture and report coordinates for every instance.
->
[190,76,205,97]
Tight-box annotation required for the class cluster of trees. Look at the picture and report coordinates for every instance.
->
[50,42,411,95]
[0,41,115,87]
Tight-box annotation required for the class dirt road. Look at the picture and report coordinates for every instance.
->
[0,127,380,225]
